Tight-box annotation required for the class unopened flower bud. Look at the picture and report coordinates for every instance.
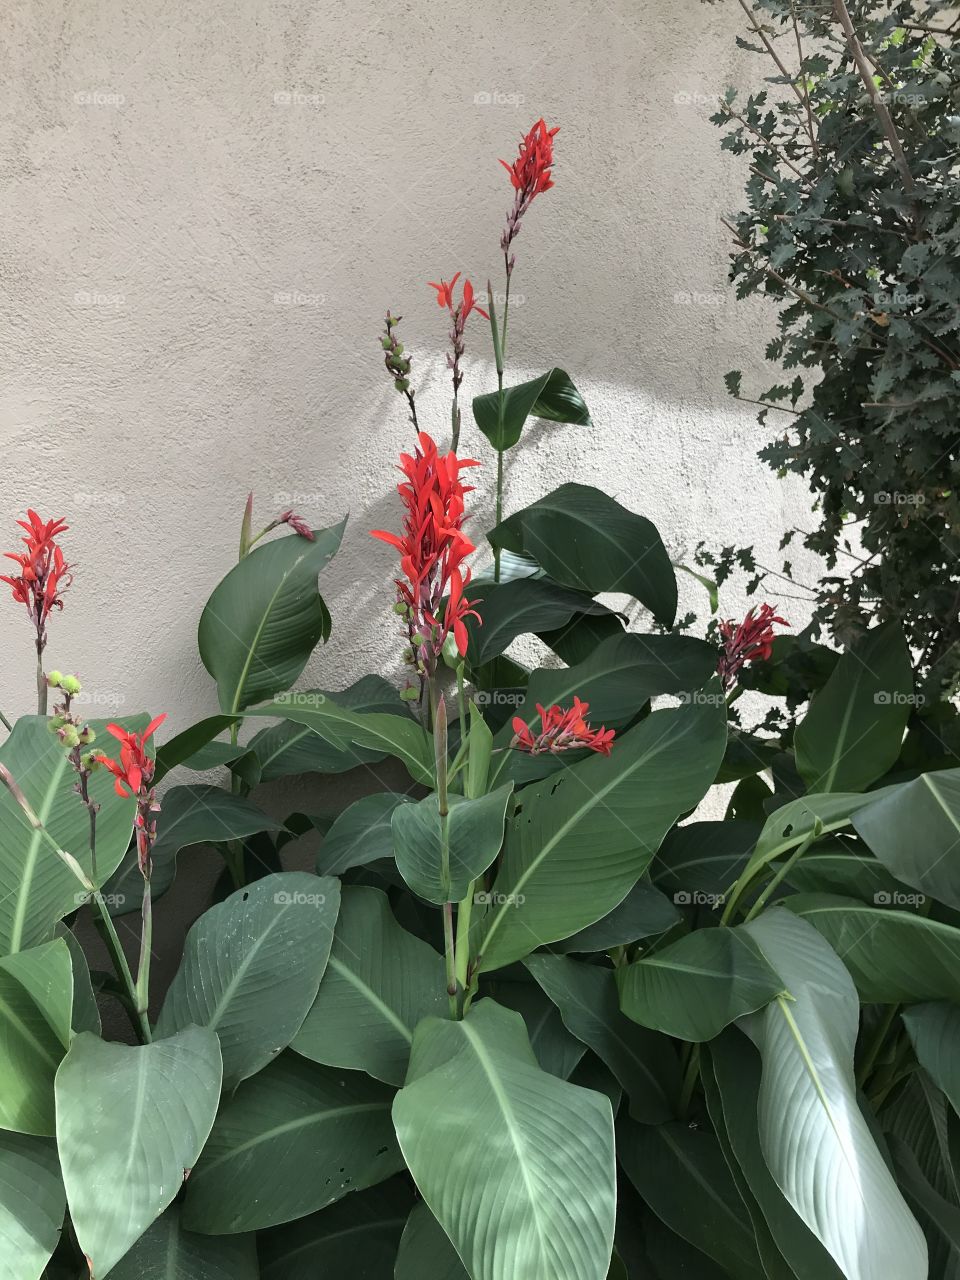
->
[380,337,392,350]
[60,725,81,748]
[80,752,101,772]
[392,601,409,616]
[61,675,82,696]
[411,633,425,646]
[395,378,410,392]
[47,715,66,734]
[47,670,64,688]
[78,726,96,745]
[400,686,420,701]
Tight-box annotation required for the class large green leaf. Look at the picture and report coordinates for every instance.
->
[618,926,786,1042]
[476,694,726,972]
[903,1003,960,1120]
[890,1137,960,1267]
[485,974,587,1080]
[109,1205,257,1279]
[487,484,677,627]
[549,880,680,953]
[56,1026,223,1278]
[245,696,434,786]
[392,785,512,904]
[156,872,338,1091]
[0,1132,64,1280]
[524,954,677,1121]
[653,819,760,899]
[472,368,591,451]
[461,579,618,666]
[246,675,408,781]
[618,1119,765,1280]
[198,520,346,713]
[153,716,239,783]
[183,1054,402,1233]
[392,999,616,1280]
[853,768,960,910]
[395,1203,468,1279]
[0,716,138,954]
[291,886,446,1085]
[794,622,912,793]
[786,893,960,1002]
[738,909,927,1280]
[258,1178,412,1279]
[104,784,285,917]
[315,792,410,876]
[703,1031,845,1280]
[0,939,73,1135]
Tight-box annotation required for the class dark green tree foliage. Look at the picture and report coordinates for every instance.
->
[713,0,960,695]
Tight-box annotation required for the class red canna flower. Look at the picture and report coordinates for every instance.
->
[1,510,73,648]
[716,604,789,690]
[500,118,560,267]
[428,275,489,416]
[512,699,615,757]
[371,432,481,681]
[97,714,167,798]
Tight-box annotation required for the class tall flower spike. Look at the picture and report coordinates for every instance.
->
[500,118,559,270]
[96,714,166,875]
[1,510,73,646]
[380,311,418,430]
[370,432,482,688]
[716,604,789,690]
[428,275,489,449]
[512,699,615,757]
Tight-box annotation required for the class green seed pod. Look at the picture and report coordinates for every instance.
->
[47,670,64,688]
[394,378,410,392]
[61,675,82,696]
[61,725,81,749]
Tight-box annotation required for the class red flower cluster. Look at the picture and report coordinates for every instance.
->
[428,274,488,325]
[97,715,166,799]
[1,511,73,644]
[500,118,560,262]
[371,432,481,675]
[512,699,615,757]
[716,604,789,690]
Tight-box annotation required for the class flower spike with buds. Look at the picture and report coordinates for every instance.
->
[381,311,418,430]
[1,510,73,712]
[428,275,489,451]
[370,432,481,694]
[499,118,559,273]
[512,699,615,757]
[716,604,789,690]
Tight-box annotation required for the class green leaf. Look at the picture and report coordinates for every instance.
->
[56,924,100,1035]
[890,1137,960,1260]
[392,784,512,904]
[392,999,616,1280]
[156,872,339,1091]
[549,880,680,953]
[109,1205,258,1279]
[315,793,410,876]
[153,716,239,783]
[703,1031,845,1280]
[291,886,446,1086]
[786,894,960,1002]
[487,484,677,627]
[524,954,677,1121]
[794,622,913,792]
[477,694,726,972]
[0,1132,64,1280]
[104,784,285,917]
[653,819,760,899]
[396,1203,468,1279]
[853,768,960,910]
[903,1003,960,1121]
[486,973,587,1080]
[618,926,786,1042]
[198,520,346,713]
[0,939,73,1135]
[56,1026,223,1278]
[246,696,434,786]
[618,1118,765,1280]
[462,579,618,666]
[780,844,913,905]
[0,716,138,954]
[258,1178,412,1279]
[472,368,591,451]
[183,1054,402,1233]
[738,909,927,1280]
[246,676,409,781]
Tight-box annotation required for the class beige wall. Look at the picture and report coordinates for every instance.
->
[0,0,818,731]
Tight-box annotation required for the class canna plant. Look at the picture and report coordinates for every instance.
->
[0,116,959,1280]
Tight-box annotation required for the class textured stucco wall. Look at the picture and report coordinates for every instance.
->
[1,0,818,729]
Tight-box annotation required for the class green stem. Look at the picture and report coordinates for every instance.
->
[455,881,475,990]
[443,902,458,1019]
[224,722,246,889]
[743,821,823,924]
[94,891,150,1043]
[135,876,153,1033]
[493,449,504,582]
[0,708,12,733]
[36,644,47,715]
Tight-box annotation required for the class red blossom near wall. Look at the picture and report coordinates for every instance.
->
[716,603,790,690]
[512,699,616,757]
[97,715,167,799]
[0,510,73,646]
[500,117,560,265]
[370,432,481,677]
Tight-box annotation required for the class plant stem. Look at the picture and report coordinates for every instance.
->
[0,708,11,733]
[135,877,153,1033]
[744,822,822,922]
[455,881,474,990]
[94,891,150,1043]
[35,643,46,715]
[493,450,505,583]
[442,902,458,1018]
